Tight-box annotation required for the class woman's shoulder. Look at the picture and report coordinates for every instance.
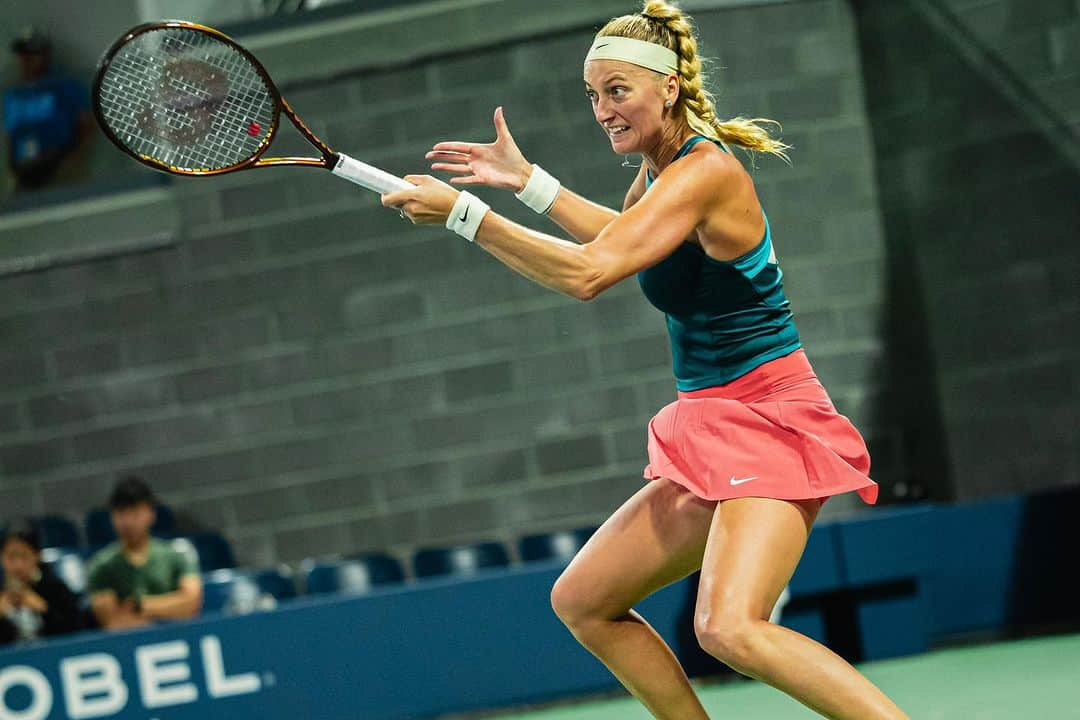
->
[660,141,743,198]
[685,138,744,172]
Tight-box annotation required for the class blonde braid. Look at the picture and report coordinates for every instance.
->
[598,0,792,165]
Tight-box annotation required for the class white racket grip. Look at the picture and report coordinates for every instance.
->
[331,153,413,194]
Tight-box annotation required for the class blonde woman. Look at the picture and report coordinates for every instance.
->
[382,2,905,717]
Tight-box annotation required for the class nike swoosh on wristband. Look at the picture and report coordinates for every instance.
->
[459,206,469,223]
[729,476,758,485]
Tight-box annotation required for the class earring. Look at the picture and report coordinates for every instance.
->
[664,100,673,107]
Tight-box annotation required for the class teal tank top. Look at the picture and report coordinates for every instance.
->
[637,135,802,391]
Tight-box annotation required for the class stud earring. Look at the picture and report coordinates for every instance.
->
[664,100,673,107]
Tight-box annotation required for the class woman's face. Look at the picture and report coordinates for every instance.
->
[584,59,672,154]
[1,538,39,584]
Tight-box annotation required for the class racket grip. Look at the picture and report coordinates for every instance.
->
[332,153,413,194]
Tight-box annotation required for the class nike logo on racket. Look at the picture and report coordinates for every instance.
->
[729,475,758,486]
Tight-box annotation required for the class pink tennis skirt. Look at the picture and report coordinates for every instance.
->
[643,348,878,507]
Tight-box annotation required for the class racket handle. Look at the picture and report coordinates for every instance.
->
[331,153,413,194]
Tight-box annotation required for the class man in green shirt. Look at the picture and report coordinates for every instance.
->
[87,477,203,630]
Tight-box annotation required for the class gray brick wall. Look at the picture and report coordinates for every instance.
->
[0,0,903,568]
[939,0,1079,131]
[853,1,1079,500]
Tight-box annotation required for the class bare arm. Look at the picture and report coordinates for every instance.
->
[427,107,647,245]
[483,152,733,299]
[140,575,203,621]
[540,163,647,244]
[90,590,117,627]
[90,590,150,630]
[387,150,734,302]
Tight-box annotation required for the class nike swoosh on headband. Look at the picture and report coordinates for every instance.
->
[584,36,678,75]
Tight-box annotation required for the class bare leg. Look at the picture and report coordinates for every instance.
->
[550,478,716,720]
[694,496,909,720]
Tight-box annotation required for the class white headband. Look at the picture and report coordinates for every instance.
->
[584,36,679,76]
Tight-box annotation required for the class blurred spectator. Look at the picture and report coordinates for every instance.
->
[87,477,202,630]
[0,518,82,645]
[2,27,92,192]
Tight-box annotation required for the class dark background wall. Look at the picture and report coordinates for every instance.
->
[0,0,1074,567]
[853,0,1079,500]
[939,0,1079,131]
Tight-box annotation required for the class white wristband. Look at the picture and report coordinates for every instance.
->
[515,164,560,214]
[445,191,491,242]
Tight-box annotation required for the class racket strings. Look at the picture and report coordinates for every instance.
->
[97,27,276,172]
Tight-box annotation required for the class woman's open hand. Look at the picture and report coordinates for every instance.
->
[426,106,531,191]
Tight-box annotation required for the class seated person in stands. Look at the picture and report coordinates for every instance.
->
[3,27,93,192]
[0,518,82,645]
[87,477,203,629]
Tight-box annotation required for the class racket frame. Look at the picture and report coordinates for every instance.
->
[92,20,338,177]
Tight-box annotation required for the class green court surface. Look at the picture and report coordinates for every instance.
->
[478,632,1080,719]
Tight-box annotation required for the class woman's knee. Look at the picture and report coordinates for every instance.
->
[693,609,763,670]
[550,573,589,627]
[550,571,612,631]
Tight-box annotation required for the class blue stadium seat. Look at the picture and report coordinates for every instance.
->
[201,567,296,614]
[40,547,88,595]
[84,505,177,547]
[153,504,177,535]
[254,566,298,601]
[413,541,510,579]
[304,554,405,595]
[34,515,81,548]
[170,533,235,571]
[518,525,598,563]
[187,532,235,570]
[85,509,111,547]
[201,570,258,614]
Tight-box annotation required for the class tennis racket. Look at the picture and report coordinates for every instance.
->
[92,20,411,194]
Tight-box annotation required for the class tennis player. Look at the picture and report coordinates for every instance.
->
[382,2,905,717]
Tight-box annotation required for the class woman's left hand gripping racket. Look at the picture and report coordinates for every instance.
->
[92,20,412,194]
